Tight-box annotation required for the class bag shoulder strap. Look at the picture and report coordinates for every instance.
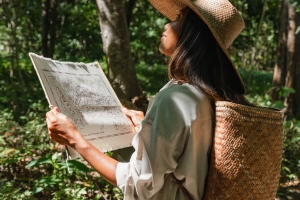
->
[171,173,193,200]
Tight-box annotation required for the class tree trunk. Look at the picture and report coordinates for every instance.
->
[96,0,143,102]
[284,4,296,116]
[2,0,25,87]
[271,0,289,101]
[96,0,147,162]
[292,12,300,116]
[125,0,136,27]
[271,0,300,117]
[42,0,57,58]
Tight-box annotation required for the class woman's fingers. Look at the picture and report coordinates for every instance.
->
[46,107,71,136]
[121,107,134,117]
[122,107,144,118]
[52,106,60,114]
[46,109,61,131]
[45,107,82,147]
[46,111,56,130]
[122,107,144,133]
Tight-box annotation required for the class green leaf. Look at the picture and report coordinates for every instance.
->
[271,101,285,109]
[38,178,47,183]
[33,187,44,194]
[283,87,296,93]
[68,160,89,172]
[52,152,58,161]
[282,166,291,173]
[19,116,27,120]
[296,26,300,35]
[25,157,52,168]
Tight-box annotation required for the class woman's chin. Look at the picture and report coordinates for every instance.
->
[159,47,172,56]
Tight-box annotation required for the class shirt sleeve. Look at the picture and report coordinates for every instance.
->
[115,86,197,200]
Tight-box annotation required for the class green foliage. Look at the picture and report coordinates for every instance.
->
[54,0,104,62]
[277,119,300,199]
[24,152,91,199]
[231,0,281,71]
[238,69,273,95]
[0,69,48,122]
[0,0,104,121]
[130,0,168,65]
[0,1,122,198]
[239,69,297,111]
[0,104,122,199]
[1,0,300,198]
[0,0,42,62]
[135,62,168,96]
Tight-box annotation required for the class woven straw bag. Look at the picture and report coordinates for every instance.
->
[203,101,284,200]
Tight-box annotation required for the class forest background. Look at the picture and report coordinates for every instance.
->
[0,0,300,199]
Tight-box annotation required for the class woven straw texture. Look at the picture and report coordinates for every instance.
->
[149,0,244,49]
[203,101,284,200]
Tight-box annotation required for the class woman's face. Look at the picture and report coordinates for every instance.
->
[159,21,180,56]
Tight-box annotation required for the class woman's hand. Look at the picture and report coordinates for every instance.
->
[46,107,82,148]
[122,107,145,132]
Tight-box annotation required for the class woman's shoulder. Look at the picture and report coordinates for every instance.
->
[146,82,212,125]
[156,82,208,105]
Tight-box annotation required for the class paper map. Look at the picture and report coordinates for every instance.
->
[29,53,136,158]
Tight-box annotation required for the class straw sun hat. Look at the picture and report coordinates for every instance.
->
[149,0,246,94]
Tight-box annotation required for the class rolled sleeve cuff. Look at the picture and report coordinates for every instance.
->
[116,162,130,191]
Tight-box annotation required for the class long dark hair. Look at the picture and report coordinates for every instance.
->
[168,8,250,105]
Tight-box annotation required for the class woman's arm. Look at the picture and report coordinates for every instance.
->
[46,107,118,186]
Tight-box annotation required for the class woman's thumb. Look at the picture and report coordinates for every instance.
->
[53,107,60,114]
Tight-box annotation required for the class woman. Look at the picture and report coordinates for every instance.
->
[46,0,249,199]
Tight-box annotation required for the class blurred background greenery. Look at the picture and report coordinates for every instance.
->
[0,0,300,199]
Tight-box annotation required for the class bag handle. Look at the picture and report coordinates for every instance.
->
[171,173,193,200]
